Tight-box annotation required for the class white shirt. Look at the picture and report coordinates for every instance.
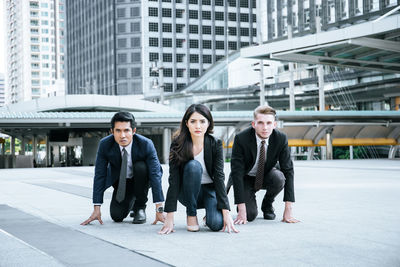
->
[194,149,213,184]
[119,142,133,179]
[247,133,269,177]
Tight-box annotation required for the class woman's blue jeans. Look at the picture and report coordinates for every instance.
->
[178,160,223,231]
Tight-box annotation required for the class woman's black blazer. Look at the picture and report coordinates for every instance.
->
[164,134,230,212]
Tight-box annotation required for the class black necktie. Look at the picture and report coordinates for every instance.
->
[116,148,128,203]
[254,140,266,191]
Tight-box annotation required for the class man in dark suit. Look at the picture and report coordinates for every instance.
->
[81,112,165,225]
[229,105,299,224]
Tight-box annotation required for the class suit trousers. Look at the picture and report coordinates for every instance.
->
[243,168,285,221]
[110,161,149,222]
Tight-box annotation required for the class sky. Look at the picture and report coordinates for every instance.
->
[0,0,6,75]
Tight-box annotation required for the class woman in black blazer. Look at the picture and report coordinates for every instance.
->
[159,104,238,234]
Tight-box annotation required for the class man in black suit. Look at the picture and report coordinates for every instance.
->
[81,112,165,225]
[229,105,299,224]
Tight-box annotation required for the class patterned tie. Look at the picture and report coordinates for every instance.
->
[254,140,266,191]
[116,148,128,203]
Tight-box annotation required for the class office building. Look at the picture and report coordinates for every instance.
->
[66,0,257,96]
[6,0,66,104]
[0,73,5,107]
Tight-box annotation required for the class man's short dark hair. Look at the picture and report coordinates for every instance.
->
[111,112,136,129]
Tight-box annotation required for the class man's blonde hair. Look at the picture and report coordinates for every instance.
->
[253,105,276,119]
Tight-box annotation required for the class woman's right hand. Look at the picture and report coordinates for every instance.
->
[158,212,175,234]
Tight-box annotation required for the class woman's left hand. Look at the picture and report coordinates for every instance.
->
[221,209,239,233]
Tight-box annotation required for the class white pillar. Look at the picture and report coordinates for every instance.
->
[349,145,354,160]
[326,129,333,160]
[259,60,266,106]
[318,65,325,111]
[20,137,26,155]
[162,128,171,164]
[288,25,295,111]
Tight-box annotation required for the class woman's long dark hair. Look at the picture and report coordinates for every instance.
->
[169,104,214,166]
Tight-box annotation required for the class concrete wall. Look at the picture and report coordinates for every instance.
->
[82,137,100,166]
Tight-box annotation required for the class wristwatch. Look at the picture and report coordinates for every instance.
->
[156,206,164,213]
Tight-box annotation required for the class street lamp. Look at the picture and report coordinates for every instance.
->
[150,61,164,104]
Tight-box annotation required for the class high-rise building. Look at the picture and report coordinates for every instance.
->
[0,73,5,107]
[66,0,257,96]
[6,0,66,104]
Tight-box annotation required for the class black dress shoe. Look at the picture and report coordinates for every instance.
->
[263,207,276,220]
[132,209,146,224]
[129,210,135,218]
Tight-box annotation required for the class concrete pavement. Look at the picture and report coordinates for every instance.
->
[1,159,400,266]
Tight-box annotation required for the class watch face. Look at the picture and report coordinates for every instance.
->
[157,206,164,213]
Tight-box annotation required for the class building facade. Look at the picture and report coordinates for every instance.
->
[0,73,5,107]
[66,0,257,96]
[6,0,66,104]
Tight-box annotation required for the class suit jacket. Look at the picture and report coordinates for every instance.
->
[230,127,295,204]
[164,134,230,213]
[92,134,164,204]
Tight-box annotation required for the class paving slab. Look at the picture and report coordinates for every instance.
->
[0,159,399,267]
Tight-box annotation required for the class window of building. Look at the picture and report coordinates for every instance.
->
[149,7,158,16]
[240,42,249,48]
[176,9,184,18]
[31,37,39,43]
[228,0,236,7]
[42,54,49,59]
[131,22,140,32]
[131,37,140,47]
[252,28,257,37]
[215,26,224,35]
[162,0,171,2]
[240,0,249,8]
[189,39,199,48]
[41,11,48,16]
[203,54,212,63]
[216,55,224,61]
[162,23,172,32]
[31,54,39,60]
[164,83,173,92]
[41,20,48,25]
[162,8,172,17]
[118,68,127,78]
[189,10,198,19]
[31,63,40,69]
[163,53,173,62]
[189,0,198,4]
[228,27,236,35]
[131,7,140,17]
[31,80,40,86]
[228,12,236,21]
[203,40,212,49]
[117,8,126,18]
[202,25,211,34]
[149,52,159,61]
[132,52,141,62]
[42,63,49,68]
[149,37,159,47]
[164,68,173,77]
[31,71,40,77]
[177,83,186,90]
[190,54,199,63]
[149,22,158,32]
[118,53,127,63]
[176,39,185,48]
[228,41,237,50]
[131,67,141,77]
[176,24,185,33]
[31,19,39,26]
[30,1,39,8]
[252,14,257,22]
[215,12,224,20]
[176,54,185,62]
[117,23,126,33]
[189,25,198,34]
[215,41,224,50]
[202,0,211,5]
[163,38,172,47]
[177,69,185,77]
[240,13,249,22]
[202,11,211,20]
[240,28,249,36]
[118,38,127,48]
[215,0,224,6]
[31,28,39,34]
[190,69,199,78]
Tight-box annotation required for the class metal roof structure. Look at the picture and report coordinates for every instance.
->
[241,13,400,73]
